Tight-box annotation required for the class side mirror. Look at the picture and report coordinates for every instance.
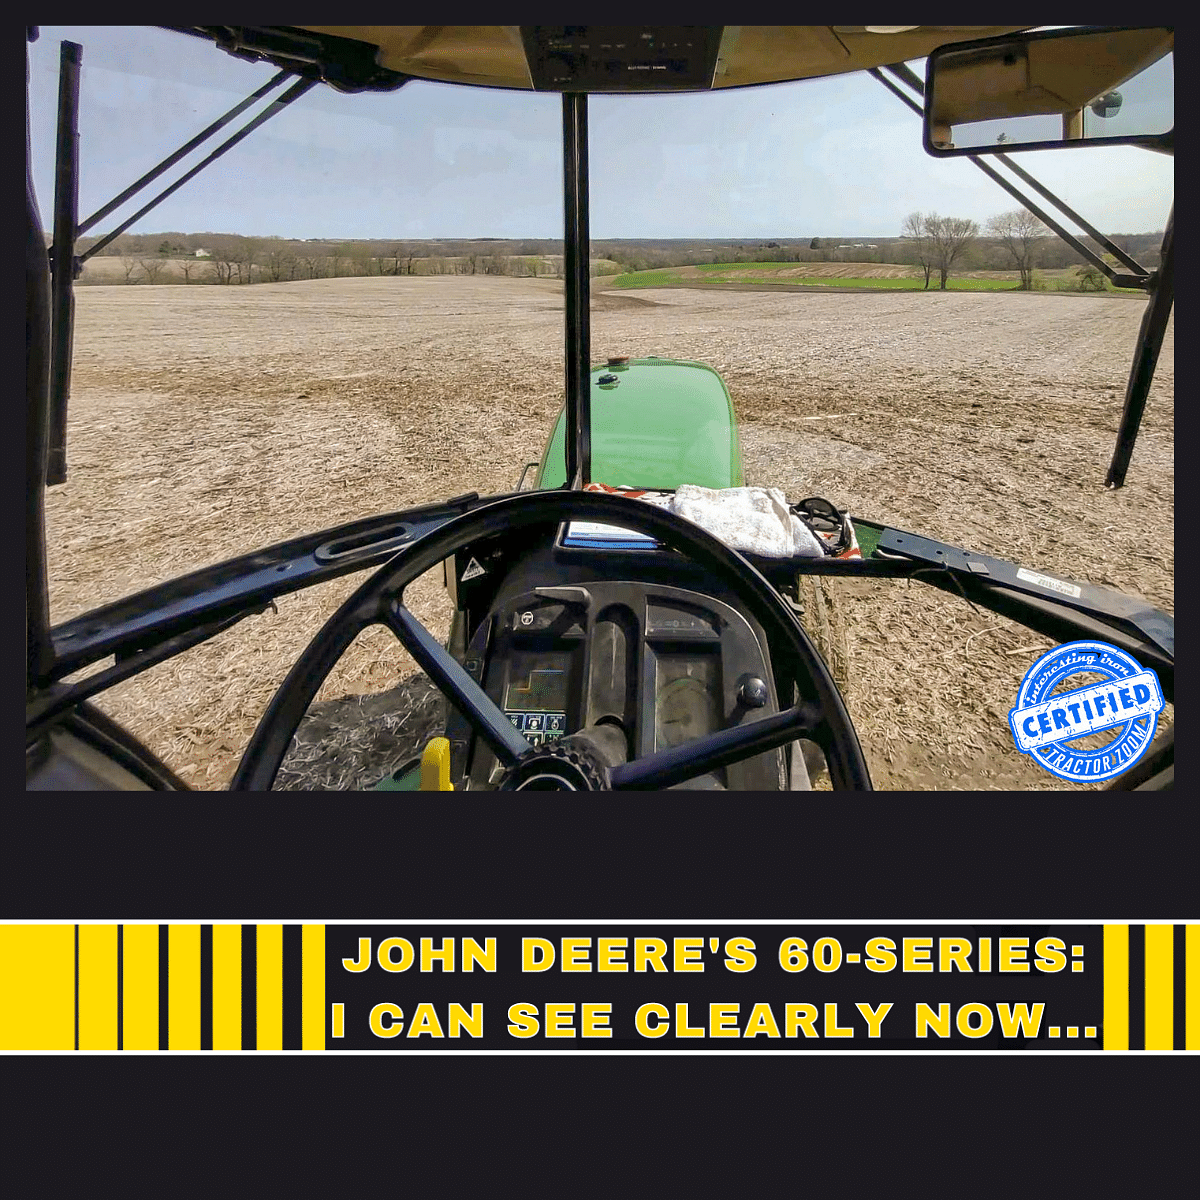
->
[924,26,1172,156]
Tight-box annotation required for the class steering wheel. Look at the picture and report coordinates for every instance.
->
[230,490,872,790]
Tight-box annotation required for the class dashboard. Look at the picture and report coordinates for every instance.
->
[443,538,791,790]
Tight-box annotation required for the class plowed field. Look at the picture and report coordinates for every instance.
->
[44,275,1173,789]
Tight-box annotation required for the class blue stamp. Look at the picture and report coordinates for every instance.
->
[1008,640,1163,782]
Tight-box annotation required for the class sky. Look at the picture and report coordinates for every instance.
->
[27,26,1174,242]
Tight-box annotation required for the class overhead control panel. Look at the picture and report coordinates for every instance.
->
[520,26,724,92]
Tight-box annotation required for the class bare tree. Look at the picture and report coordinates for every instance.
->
[926,213,979,289]
[347,245,374,276]
[179,259,197,284]
[263,242,297,283]
[230,236,260,284]
[901,213,934,288]
[987,209,1048,290]
[207,238,237,284]
[121,256,140,283]
[138,257,168,284]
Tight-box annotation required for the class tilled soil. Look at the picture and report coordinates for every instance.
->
[44,276,1172,789]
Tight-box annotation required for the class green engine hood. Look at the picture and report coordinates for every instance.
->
[535,358,744,491]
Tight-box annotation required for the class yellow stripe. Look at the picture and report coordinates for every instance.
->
[1103,924,1128,1050]
[213,925,241,1051]
[257,925,283,1050]
[302,925,326,1050]
[0,925,74,1050]
[1144,923,1173,1050]
[124,925,159,1050]
[1187,925,1199,1051]
[78,924,118,1050]
[168,924,201,1050]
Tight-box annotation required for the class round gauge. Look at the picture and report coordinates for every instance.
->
[655,676,717,749]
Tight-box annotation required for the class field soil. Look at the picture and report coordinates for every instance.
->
[45,276,1173,789]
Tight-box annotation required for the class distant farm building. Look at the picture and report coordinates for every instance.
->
[194,248,212,258]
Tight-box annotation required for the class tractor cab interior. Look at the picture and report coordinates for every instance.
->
[26,27,1174,792]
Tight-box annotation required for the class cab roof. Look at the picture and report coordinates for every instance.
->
[168,26,1034,94]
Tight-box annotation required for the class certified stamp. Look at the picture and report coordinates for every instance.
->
[1008,640,1163,782]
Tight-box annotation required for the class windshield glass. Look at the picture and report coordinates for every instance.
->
[30,27,1173,789]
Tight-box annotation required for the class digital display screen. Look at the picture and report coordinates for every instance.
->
[504,651,570,713]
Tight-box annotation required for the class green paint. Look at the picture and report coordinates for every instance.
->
[372,760,421,790]
[535,358,744,491]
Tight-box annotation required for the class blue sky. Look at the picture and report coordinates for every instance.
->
[28,26,1174,241]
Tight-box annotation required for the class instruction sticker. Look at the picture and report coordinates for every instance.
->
[1016,567,1082,599]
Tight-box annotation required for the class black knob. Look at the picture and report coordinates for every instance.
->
[738,676,769,708]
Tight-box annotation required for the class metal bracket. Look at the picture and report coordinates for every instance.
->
[877,527,1174,659]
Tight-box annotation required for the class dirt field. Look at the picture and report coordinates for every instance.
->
[44,276,1173,789]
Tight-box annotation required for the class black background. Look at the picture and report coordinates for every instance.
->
[8,795,1195,918]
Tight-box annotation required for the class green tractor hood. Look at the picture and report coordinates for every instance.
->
[535,358,744,491]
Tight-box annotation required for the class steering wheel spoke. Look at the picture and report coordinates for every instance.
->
[383,598,530,768]
[609,703,820,790]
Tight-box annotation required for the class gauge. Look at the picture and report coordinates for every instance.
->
[654,660,720,750]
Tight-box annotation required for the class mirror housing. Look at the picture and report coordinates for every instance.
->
[924,26,1172,156]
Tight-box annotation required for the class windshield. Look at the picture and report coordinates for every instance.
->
[29,27,1173,789]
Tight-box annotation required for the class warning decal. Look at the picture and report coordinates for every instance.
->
[1015,567,1083,599]
[461,557,487,581]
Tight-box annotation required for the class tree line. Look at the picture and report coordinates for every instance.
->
[83,233,601,285]
[79,225,1163,286]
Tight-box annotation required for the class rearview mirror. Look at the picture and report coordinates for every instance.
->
[924,26,1173,156]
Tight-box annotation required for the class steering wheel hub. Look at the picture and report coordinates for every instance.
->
[499,724,628,790]
[503,746,606,790]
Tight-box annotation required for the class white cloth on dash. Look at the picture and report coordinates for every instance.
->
[669,484,825,558]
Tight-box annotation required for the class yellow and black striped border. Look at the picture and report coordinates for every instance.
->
[1,924,1195,1050]
[0,925,324,1050]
